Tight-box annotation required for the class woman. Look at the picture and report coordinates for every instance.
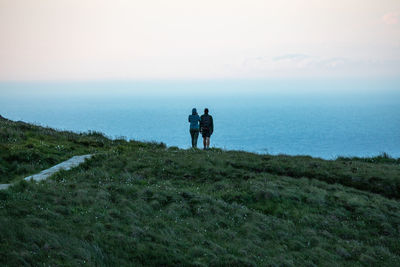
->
[188,108,200,148]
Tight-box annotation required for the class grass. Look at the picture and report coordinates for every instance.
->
[0,116,399,266]
[0,115,118,183]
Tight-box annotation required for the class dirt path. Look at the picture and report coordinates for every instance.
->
[0,154,93,190]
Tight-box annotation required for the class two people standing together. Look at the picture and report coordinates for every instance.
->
[188,108,213,149]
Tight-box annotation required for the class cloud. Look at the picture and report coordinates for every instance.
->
[243,54,313,70]
[243,54,347,71]
[382,11,399,25]
[237,54,389,79]
[238,53,400,78]
[272,54,312,61]
[315,57,347,69]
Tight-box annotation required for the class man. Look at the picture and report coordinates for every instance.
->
[200,108,214,150]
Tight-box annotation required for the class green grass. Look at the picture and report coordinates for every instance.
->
[0,116,119,183]
[0,116,399,266]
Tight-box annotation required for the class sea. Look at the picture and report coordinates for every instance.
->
[1,79,399,159]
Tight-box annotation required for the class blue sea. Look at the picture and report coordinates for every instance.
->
[1,80,399,159]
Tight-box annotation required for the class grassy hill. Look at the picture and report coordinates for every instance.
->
[0,116,399,266]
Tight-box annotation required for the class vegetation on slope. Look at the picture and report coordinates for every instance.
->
[0,117,399,266]
[0,115,117,183]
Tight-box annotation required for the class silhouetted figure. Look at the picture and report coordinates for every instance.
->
[200,108,213,150]
[188,108,200,148]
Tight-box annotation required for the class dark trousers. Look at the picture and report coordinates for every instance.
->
[190,129,199,148]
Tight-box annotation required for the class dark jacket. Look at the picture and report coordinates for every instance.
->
[200,114,213,134]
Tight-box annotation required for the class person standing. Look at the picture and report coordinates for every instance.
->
[200,108,213,150]
[188,108,200,148]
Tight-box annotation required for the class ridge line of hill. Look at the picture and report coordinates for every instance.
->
[0,115,399,199]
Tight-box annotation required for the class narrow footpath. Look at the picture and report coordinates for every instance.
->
[0,154,93,190]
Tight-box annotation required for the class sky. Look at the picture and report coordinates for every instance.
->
[0,0,400,81]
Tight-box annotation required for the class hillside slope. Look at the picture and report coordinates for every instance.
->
[0,117,399,266]
[0,115,116,184]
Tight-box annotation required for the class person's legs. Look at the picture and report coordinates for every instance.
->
[202,128,210,149]
[190,129,195,148]
[193,130,199,148]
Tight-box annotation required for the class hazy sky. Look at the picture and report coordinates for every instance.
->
[1,0,399,81]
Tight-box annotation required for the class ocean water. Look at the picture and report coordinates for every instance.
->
[1,80,399,159]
